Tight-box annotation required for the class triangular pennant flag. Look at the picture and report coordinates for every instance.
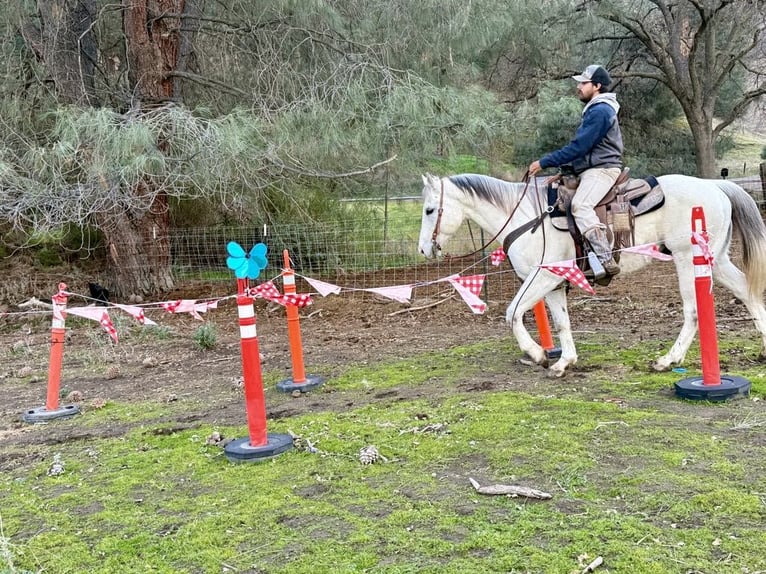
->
[303,276,342,296]
[113,303,158,326]
[490,247,507,266]
[250,281,282,301]
[167,299,203,320]
[364,285,413,304]
[538,259,595,294]
[453,274,485,296]
[99,311,119,343]
[67,306,119,343]
[623,243,673,261]
[447,276,487,314]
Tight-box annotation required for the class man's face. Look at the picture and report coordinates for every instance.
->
[577,81,599,102]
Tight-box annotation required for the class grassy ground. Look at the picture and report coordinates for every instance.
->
[1,333,765,574]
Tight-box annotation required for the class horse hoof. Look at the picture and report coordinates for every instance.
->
[651,361,672,372]
[520,353,548,367]
[546,368,566,379]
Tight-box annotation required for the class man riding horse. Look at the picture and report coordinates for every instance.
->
[528,64,623,278]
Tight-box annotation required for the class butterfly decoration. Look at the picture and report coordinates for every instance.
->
[226,242,268,279]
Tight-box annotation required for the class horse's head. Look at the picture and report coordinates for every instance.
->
[418,174,465,258]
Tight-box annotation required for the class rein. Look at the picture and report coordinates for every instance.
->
[431,175,548,260]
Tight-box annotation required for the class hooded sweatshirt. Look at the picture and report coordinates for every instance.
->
[539,93,623,174]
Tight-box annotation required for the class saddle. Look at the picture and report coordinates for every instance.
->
[548,168,665,285]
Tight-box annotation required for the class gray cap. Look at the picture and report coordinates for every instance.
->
[572,65,612,87]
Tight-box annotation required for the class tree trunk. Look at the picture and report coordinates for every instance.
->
[688,113,717,179]
[32,0,97,104]
[101,186,174,299]
[111,0,188,298]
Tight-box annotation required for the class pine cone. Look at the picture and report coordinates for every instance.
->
[47,453,65,476]
[66,390,83,403]
[105,366,121,380]
[89,397,107,409]
[359,445,380,465]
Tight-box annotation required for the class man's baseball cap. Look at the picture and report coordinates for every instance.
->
[572,65,611,87]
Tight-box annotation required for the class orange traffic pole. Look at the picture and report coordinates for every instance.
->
[224,278,292,462]
[674,207,750,401]
[282,250,307,384]
[276,250,325,393]
[533,299,561,360]
[22,282,81,423]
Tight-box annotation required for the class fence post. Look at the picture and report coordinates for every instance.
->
[22,282,81,423]
[759,162,766,214]
[674,207,750,401]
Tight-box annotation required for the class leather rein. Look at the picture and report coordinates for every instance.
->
[430,175,551,260]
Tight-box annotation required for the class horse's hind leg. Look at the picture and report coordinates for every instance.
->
[713,254,766,359]
[654,257,699,371]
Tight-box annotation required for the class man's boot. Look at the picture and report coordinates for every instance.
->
[584,228,620,276]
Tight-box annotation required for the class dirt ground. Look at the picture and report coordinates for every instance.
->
[0,266,762,463]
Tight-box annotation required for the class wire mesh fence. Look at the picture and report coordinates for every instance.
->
[165,175,765,300]
[170,199,523,301]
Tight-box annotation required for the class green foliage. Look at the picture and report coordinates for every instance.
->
[192,322,218,350]
[511,82,584,167]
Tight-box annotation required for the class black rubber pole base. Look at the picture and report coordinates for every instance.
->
[22,404,81,424]
[224,434,293,463]
[545,347,563,361]
[674,374,751,402]
[276,374,325,393]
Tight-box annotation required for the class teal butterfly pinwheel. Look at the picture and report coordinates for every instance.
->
[226,242,268,279]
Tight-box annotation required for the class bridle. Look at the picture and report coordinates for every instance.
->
[429,178,446,254]
[429,174,544,259]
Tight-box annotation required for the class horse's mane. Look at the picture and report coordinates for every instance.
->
[447,174,517,210]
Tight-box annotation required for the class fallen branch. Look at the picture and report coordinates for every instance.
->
[18,297,53,310]
[388,294,455,316]
[469,477,552,499]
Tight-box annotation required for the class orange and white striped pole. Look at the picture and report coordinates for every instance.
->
[674,207,750,401]
[224,278,293,462]
[276,250,325,393]
[22,282,81,423]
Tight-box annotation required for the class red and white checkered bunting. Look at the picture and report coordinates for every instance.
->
[448,275,487,314]
[281,293,313,308]
[99,311,119,343]
[249,281,312,307]
[692,232,714,265]
[623,242,673,261]
[66,306,119,343]
[114,303,158,326]
[490,247,507,266]
[453,274,485,296]
[538,259,595,294]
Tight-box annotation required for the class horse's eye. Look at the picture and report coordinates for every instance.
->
[425,208,435,216]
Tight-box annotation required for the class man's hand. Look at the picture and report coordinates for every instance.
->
[528,160,542,176]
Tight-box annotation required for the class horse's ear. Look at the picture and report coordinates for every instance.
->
[422,174,430,187]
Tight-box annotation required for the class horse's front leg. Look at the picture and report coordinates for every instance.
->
[543,288,577,377]
[506,275,571,377]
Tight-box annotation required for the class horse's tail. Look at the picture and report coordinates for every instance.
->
[717,180,766,297]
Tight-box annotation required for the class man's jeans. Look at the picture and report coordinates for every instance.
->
[572,167,622,233]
